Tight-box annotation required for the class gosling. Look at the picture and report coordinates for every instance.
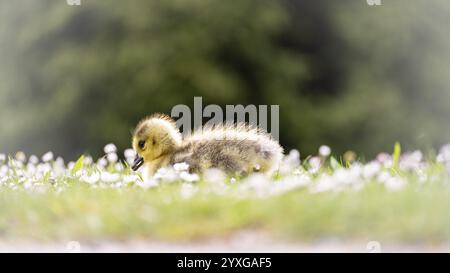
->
[131,113,284,176]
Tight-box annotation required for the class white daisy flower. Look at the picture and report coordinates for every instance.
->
[308,156,322,173]
[123,174,141,184]
[399,151,423,171]
[107,153,118,163]
[362,161,381,178]
[67,161,75,170]
[84,156,93,165]
[42,152,54,162]
[173,162,189,172]
[104,143,117,154]
[153,167,179,182]
[136,177,158,189]
[83,173,100,184]
[384,177,406,192]
[198,169,229,194]
[28,155,39,165]
[15,151,27,162]
[280,149,301,175]
[97,158,108,168]
[179,171,199,183]
[100,172,120,183]
[124,149,136,159]
[55,157,65,168]
[319,145,331,157]
[115,162,124,171]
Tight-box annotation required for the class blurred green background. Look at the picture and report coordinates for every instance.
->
[1,0,450,159]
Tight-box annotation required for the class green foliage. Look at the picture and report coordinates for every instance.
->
[71,155,85,175]
[1,0,450,159]
[330,156,342,170]
[2,174,450,242]
[392,142,402,169]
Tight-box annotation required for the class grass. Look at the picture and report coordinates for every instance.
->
[1,175,450,243]
[1,144,450,243]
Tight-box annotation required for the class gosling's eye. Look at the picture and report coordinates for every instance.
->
[138,140,146,149]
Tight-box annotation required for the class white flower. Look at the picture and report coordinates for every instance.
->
[179,171,199,183]
[376,153,392,168]
[445,162,450,173]
[9,159,24,169]
[97,158,108,168]
[55,157,65,168]
[280,149,301,175]
[104,143,117,154]
[399,151,422,171]
[126,158,134,166]
[23,180,33,190]
[28,155,39,165]
[363,161,381,178]
[67,162,75,170]
[136,177,158,189]
[271,174,310,195]
[0,176,8,184]
[0,165,9,176]
[83,173,100,184]
[115,163,124,171]
[310,175,336,193]
[42,152,54,162]
[311,164,364,193]
[154,167,178,182]
[107,153,118,163]
[438,144,450,163]
[123,174,140,184]
[319,145,331,157]
[173,162,189,172]
[0,154,6,162]
[376,171,392,183]
[73,168,87,178]
[308,156,322,173]
[346,164,363,183]
[84,156,93,165]
[384,177,406,192]
[241,174,271,197]
[100,172,120,183]
[203,168,227,185]
[124,149,136,159]
[15,152,26,162]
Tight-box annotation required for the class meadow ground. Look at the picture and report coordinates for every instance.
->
[2,143,450,252]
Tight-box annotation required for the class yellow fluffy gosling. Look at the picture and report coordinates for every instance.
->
[131,113,283,176]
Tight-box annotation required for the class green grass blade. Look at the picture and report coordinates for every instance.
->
[392,142,401,169]
[71,155,85,175]
[330,156,342,169]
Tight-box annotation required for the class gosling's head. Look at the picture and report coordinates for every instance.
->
[131,114,182,171]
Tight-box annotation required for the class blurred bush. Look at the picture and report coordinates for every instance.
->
[0,0,450,159]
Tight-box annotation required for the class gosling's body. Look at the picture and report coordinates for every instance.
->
[132,114,283,176]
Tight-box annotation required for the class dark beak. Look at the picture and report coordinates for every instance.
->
[132,156,144,171]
